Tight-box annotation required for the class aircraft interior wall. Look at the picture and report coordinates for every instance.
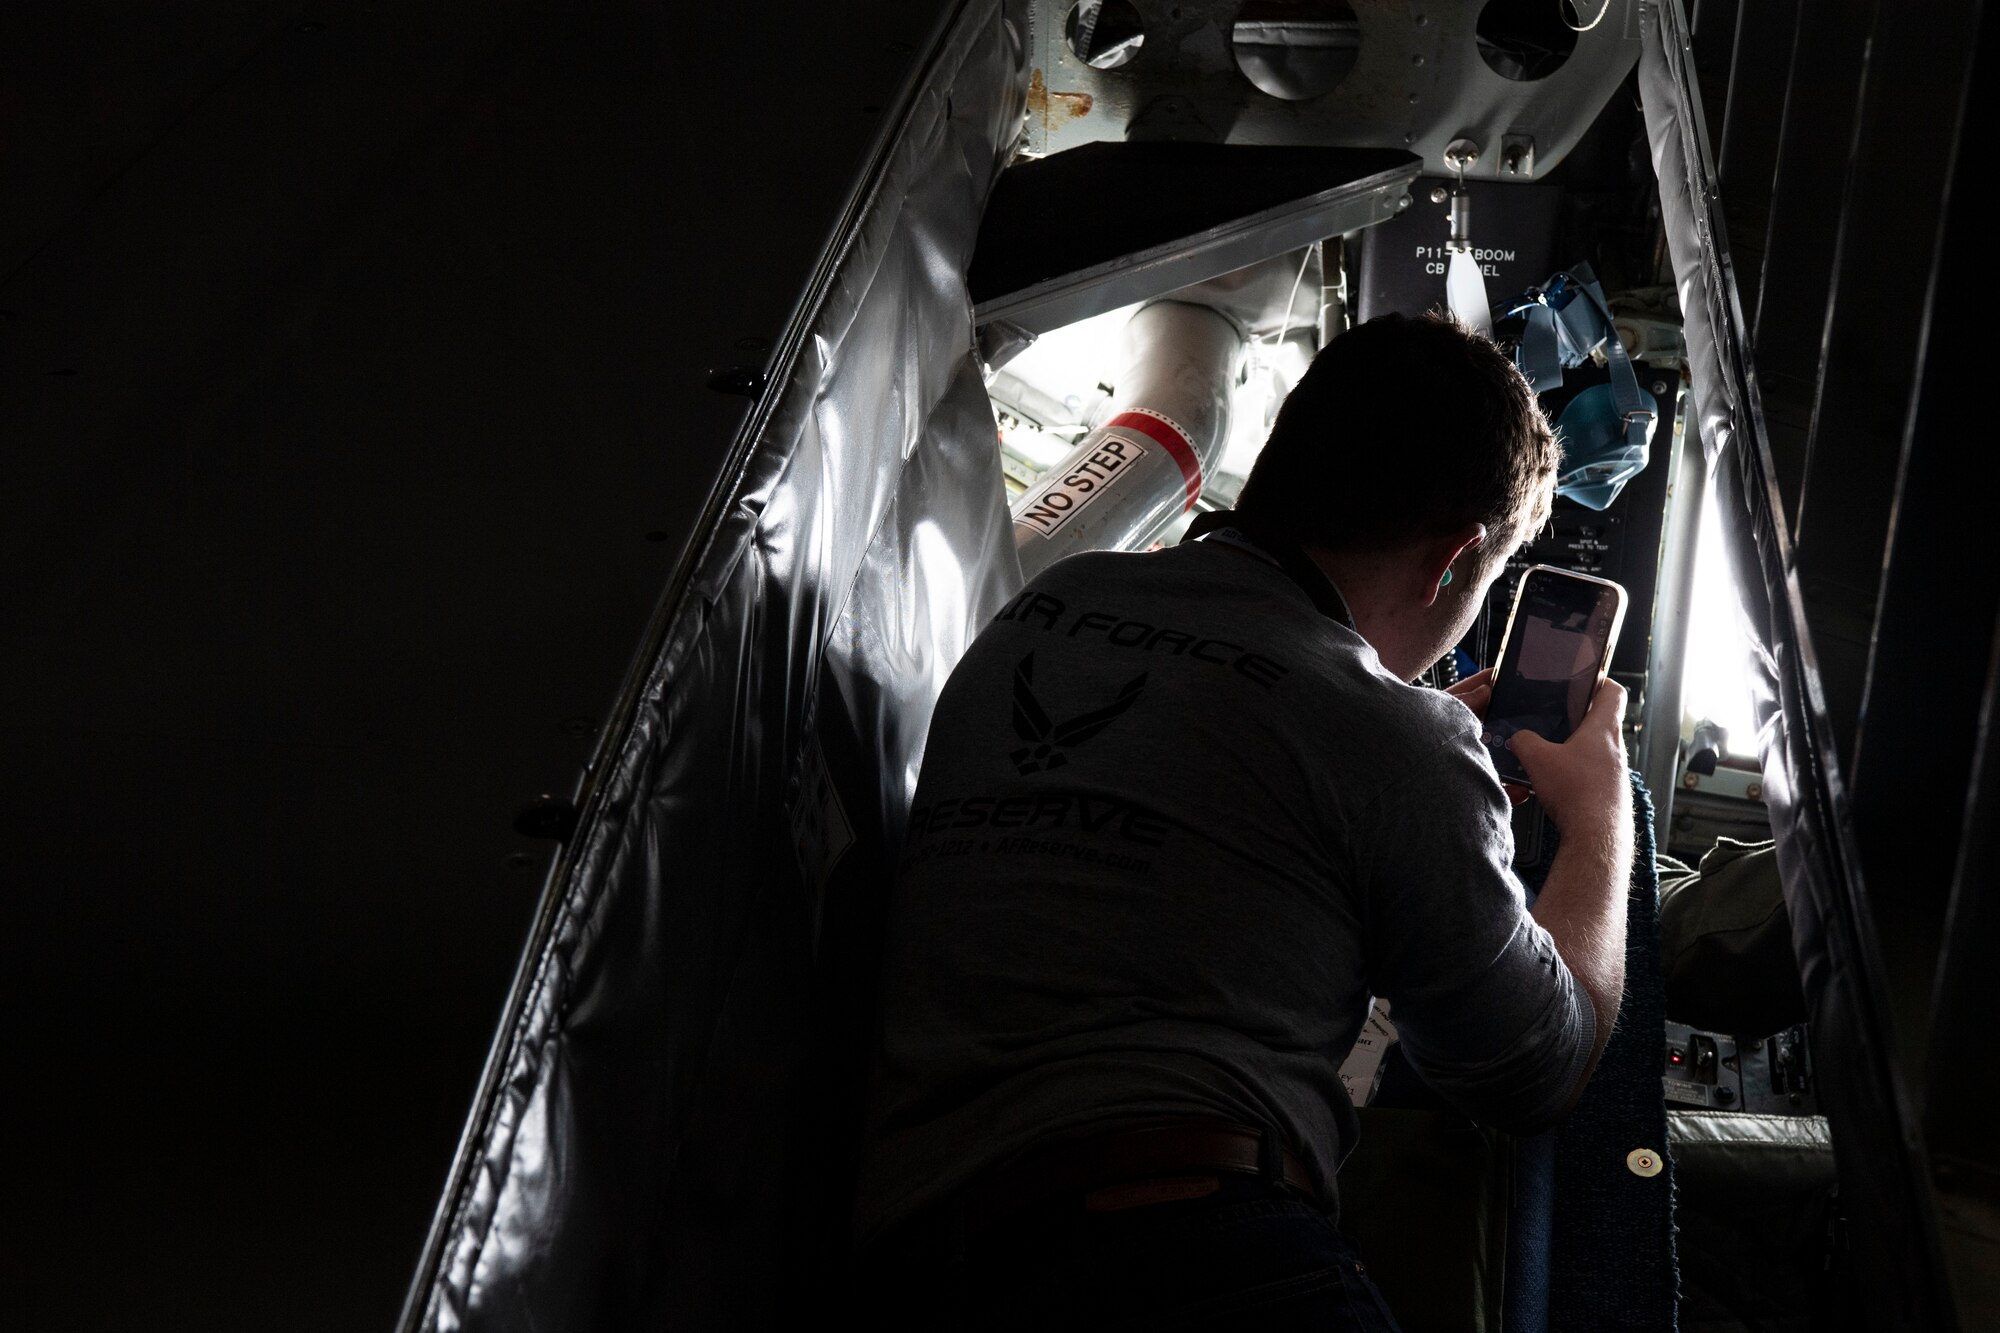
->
[6,1,1990,1329]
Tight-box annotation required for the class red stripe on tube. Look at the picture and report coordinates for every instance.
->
[1106,409,1203,510]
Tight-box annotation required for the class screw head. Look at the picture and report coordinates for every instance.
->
[1651,380,1669,395]
[1430,186,1449,204]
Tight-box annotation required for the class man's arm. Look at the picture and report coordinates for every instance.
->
[1356,684,1609,1134]
[1508,679,1634,1106]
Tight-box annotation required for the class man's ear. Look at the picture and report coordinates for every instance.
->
[1420,523,1488,608]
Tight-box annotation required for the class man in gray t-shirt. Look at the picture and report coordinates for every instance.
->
[854,314,1635,1326]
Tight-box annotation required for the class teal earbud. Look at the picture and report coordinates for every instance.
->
[1439,569,1454,589]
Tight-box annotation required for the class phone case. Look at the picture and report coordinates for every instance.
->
[1484,565,1629,787]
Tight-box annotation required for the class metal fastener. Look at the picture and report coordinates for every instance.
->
[1430,185,1449,204]
[1626,1148,1663,1178]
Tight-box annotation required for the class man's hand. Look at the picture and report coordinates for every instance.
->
[1507,677,1631,838]
[1514,676,1635,1111]
[1444,668,1494,721]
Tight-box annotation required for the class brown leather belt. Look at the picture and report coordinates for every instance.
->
[962,1121,1318,1224]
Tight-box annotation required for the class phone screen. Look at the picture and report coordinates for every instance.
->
[1482,568,1626,784]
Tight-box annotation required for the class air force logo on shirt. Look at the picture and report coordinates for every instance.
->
[1008,652,1147,775]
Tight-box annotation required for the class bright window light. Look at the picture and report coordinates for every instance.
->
[1681,480,1760,757]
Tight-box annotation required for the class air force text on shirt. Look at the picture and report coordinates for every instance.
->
[993,588,1291,690]
[906,793,1172,848]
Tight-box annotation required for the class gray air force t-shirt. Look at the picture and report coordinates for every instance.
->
[855,538,1594,1243]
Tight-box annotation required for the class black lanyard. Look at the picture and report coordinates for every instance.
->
[1182,509,1356,630]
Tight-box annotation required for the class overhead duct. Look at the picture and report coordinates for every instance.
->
[1009,298,1242,580]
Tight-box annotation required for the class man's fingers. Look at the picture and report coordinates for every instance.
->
[1584,677,1628,734]
[1507,728,1551,759]
[1450,682,1492,721]
[1446,668,1495,700]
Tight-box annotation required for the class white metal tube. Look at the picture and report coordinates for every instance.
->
[1009,300,1242,580]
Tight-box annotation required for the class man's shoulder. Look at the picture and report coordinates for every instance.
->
[1311,656,1487,775]
[1025,542,1250,592]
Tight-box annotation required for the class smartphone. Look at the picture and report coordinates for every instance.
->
[1481,565,1628,786]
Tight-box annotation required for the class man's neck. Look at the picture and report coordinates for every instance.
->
[1305,544,1448,682]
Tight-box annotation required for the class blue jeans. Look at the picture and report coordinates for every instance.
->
[857,1173,1405,1330]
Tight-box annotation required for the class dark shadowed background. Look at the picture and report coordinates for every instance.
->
[1,4,939,1327]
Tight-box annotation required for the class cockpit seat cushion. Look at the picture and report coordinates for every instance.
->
[1668,1110,1837,1332]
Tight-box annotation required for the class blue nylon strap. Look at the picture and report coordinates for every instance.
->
[1517,303,1564,394]
[1512,264,1658,511]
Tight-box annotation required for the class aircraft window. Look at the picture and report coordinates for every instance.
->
[1065,1,1146,71]
[1474,0,1580,83]
[1681,481,1759,759]
[1229,1,1363,102]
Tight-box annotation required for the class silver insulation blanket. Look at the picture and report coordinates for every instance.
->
[402,2,1029,1325]
[1638,4,1952,1326]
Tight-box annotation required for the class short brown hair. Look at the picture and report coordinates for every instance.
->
[1236,312,1557,558]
